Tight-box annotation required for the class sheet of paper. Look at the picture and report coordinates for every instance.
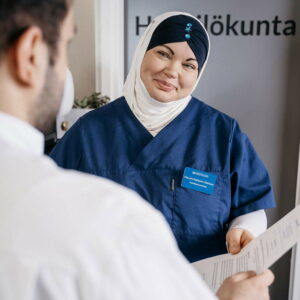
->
[192,205,300,292]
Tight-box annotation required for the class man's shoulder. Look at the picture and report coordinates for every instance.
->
[42,155,165,231]
[2,150,168,255]
[2,146,162,233]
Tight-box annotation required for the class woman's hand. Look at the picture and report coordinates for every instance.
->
[226,228,254,254]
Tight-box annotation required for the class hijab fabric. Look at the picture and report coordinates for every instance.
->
[123,12,210,136]
[147,14,209,69]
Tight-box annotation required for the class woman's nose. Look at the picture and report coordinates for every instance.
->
[163,63,178,79]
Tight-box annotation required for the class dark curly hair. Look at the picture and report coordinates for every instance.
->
[0,0,72,65]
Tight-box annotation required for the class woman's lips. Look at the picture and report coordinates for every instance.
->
[154,79,177,92]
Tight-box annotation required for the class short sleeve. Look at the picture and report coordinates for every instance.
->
[229,121,276,219]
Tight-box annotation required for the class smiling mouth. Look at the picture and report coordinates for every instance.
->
[154,79,177,92]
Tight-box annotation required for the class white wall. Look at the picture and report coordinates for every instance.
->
[289,147,300,300]
[68,0,124,101]
[69,0,96,100]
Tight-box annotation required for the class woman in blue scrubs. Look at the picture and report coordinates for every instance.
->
[50,12,276,262]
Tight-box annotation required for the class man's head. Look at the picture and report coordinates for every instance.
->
[0,0,75,134]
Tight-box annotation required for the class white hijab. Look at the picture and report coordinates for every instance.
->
[123,12,210,136]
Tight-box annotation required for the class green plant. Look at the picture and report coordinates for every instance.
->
[73,92,110,109]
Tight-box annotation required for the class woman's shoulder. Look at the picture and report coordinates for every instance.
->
[191,97,236,125]
[79,96,126,125]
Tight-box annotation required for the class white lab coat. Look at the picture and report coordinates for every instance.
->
[0,112,217,300]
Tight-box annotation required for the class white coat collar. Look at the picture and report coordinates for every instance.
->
[0,112,44,155]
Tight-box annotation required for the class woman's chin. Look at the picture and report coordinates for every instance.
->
[149,90,178,103]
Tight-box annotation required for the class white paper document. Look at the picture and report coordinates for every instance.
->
[193,205,300,292]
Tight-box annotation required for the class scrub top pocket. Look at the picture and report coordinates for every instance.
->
[171,169,230,261]
[172,169,226,237]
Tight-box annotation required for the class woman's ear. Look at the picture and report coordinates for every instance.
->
[8,26,48,88]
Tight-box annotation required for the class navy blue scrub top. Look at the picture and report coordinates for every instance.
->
[50,97,275,262]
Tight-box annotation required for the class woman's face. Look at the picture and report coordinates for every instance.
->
[140,41,199,102]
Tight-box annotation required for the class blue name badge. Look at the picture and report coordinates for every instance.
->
[181,167,217,195]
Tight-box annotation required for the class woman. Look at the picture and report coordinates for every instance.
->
[50,12,275,262]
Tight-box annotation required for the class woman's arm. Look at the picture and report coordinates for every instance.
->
[226,210,267,254]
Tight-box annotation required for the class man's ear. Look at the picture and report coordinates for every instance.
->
[9,26,48,87]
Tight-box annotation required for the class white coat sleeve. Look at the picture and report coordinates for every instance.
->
[229,210,267,237]
[100,209,218,300]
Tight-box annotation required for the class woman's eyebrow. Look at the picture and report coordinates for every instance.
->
[161,45,174,55]
[186,58,197,62]
[159,45,197,64]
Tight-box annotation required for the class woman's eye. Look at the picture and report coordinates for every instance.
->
[157,51,170,59]
[183,63,197,70]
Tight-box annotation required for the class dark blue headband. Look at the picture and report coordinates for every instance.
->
[147,15,209,69]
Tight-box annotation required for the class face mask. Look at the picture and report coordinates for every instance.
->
[57,68,74,117]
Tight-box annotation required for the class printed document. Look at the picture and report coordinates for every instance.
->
[193,205,300,292]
